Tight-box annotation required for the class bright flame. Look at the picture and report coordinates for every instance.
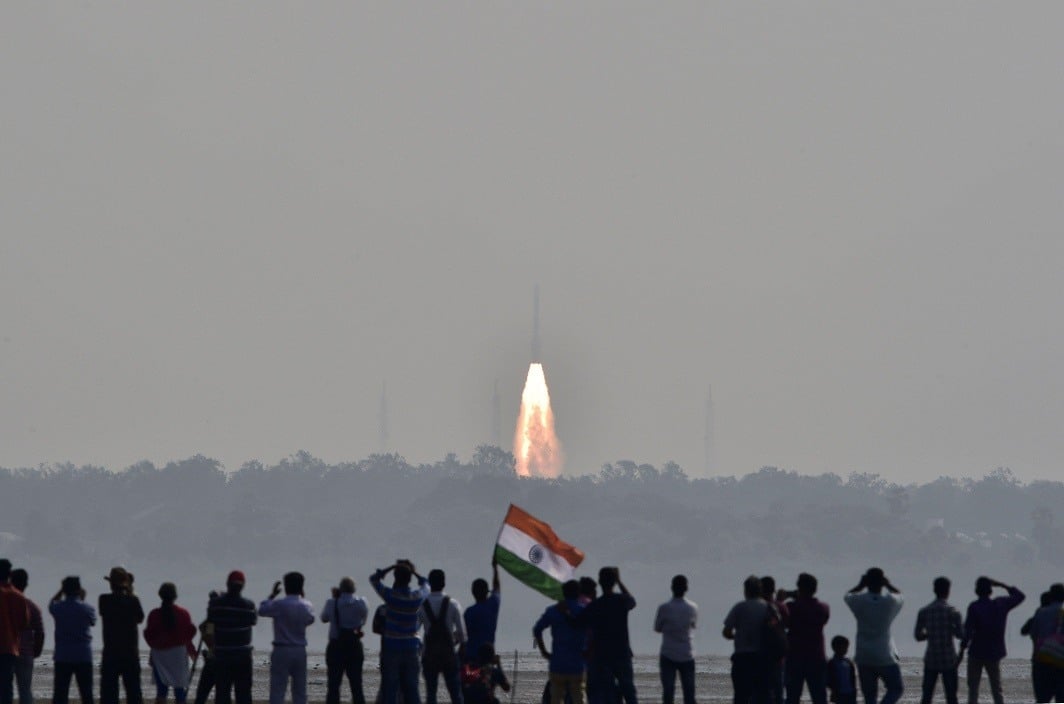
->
[513,363,564,478]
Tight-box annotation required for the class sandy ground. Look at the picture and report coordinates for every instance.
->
[29,653,1034,703]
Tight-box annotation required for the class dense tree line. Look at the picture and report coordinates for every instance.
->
[2,450,1061,571]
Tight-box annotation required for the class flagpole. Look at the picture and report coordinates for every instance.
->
[509,648,518,704]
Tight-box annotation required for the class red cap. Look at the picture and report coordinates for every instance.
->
[226,570,246,585]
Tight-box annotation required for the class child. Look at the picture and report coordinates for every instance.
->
[826,635,857,704]
[461,644,511,704]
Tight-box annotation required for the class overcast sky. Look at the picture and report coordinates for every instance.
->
[2,3,1062,483]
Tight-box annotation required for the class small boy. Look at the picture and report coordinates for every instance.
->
[826,635,857,704]
[461,644,511,704]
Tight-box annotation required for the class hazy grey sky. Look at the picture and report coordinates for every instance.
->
[3,3,1063,483]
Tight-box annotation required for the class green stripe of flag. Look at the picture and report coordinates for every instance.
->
[494,545,563,600]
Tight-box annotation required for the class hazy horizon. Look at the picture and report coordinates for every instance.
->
[3,3,1063,483]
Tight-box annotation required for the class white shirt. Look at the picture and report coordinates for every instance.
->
[258,595,315,648]
[655,597,698,662]
[844,591,903,666]
[418,592,466,645]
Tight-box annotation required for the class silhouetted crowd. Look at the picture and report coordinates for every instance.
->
[3,558,1064,704]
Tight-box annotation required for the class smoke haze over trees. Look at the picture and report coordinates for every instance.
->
[2,449,1061,656]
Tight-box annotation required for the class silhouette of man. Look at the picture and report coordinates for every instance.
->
[961,577,1023,704]
[98,567,144,704]
[761,577,789,704]
[259,572,315,704]
[724,575,770,704]
[419,570,465,704]
[49,577,95,704]
[914,577,962,704]
[207,571,257,704]
[0,560,30,704]
[1026,583,1064,702]
[321,577,368,704]
[534,580,586,704]
[9,570,42,704]
[572,567,637,704]
[463,561,501,666]
[371,560,430,704]
[844,568,903,704]
[783,573,829,704]
[654,575,697,704]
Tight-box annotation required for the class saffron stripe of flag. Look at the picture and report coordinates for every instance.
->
[494,504,585,600]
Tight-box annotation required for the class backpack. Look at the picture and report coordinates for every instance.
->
[333,597,360,650]
[760,602,788,661]
[422,597,456,670]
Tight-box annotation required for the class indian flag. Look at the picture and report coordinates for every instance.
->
[494,504,585,600]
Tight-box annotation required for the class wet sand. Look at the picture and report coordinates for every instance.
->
[31,653,1033,703]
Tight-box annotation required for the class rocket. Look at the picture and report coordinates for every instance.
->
[532,284,541,361]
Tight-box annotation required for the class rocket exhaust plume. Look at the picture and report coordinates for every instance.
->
[514,363,564,478]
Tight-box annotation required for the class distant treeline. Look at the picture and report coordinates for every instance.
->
[2,448,1063,573]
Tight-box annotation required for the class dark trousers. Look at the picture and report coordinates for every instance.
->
[327,640,366,704]
[920,667,958,704]
[587,659,635,704]
[785,659,827,704]
[101,657,142,704]
[53,662,94,704]
[214,652,253,704]
[193,657,216,704]
[381,649,420,704]
[0,655,16,704]
[14,658,32,704]
[856,664,903,704]
[731,653,770,704]
[767,660,783,704]
[1033,661,1064,703]
[423,655,462,704]
[659,657,694,704]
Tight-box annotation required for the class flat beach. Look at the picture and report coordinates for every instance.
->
[30,653,1033,703]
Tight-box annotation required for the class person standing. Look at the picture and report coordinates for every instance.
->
[913,577,962,704]
[207,571,257,704]
[371,560,430,704]
[463,561,501,666]
[761,577,789,704]
[1026,583,1064,702]
[144,583,197,704]
[321,577,368,704]
[419,570,466,704]
[192,615,216,704]
[49,577,96,704]
[654,575,697,704]
[573,567,637,704]
[783,573,830,704]
[99,566,145,704]
[533,580,586,704]
[843,567,904,704]
[960,577,1024,704]
[259,573,315,704]
[724,575,770,704]
[0,561,30,704]
[9,570,43,704]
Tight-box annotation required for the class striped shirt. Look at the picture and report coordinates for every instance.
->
[370,571,429,652]
[207,592,258,653]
